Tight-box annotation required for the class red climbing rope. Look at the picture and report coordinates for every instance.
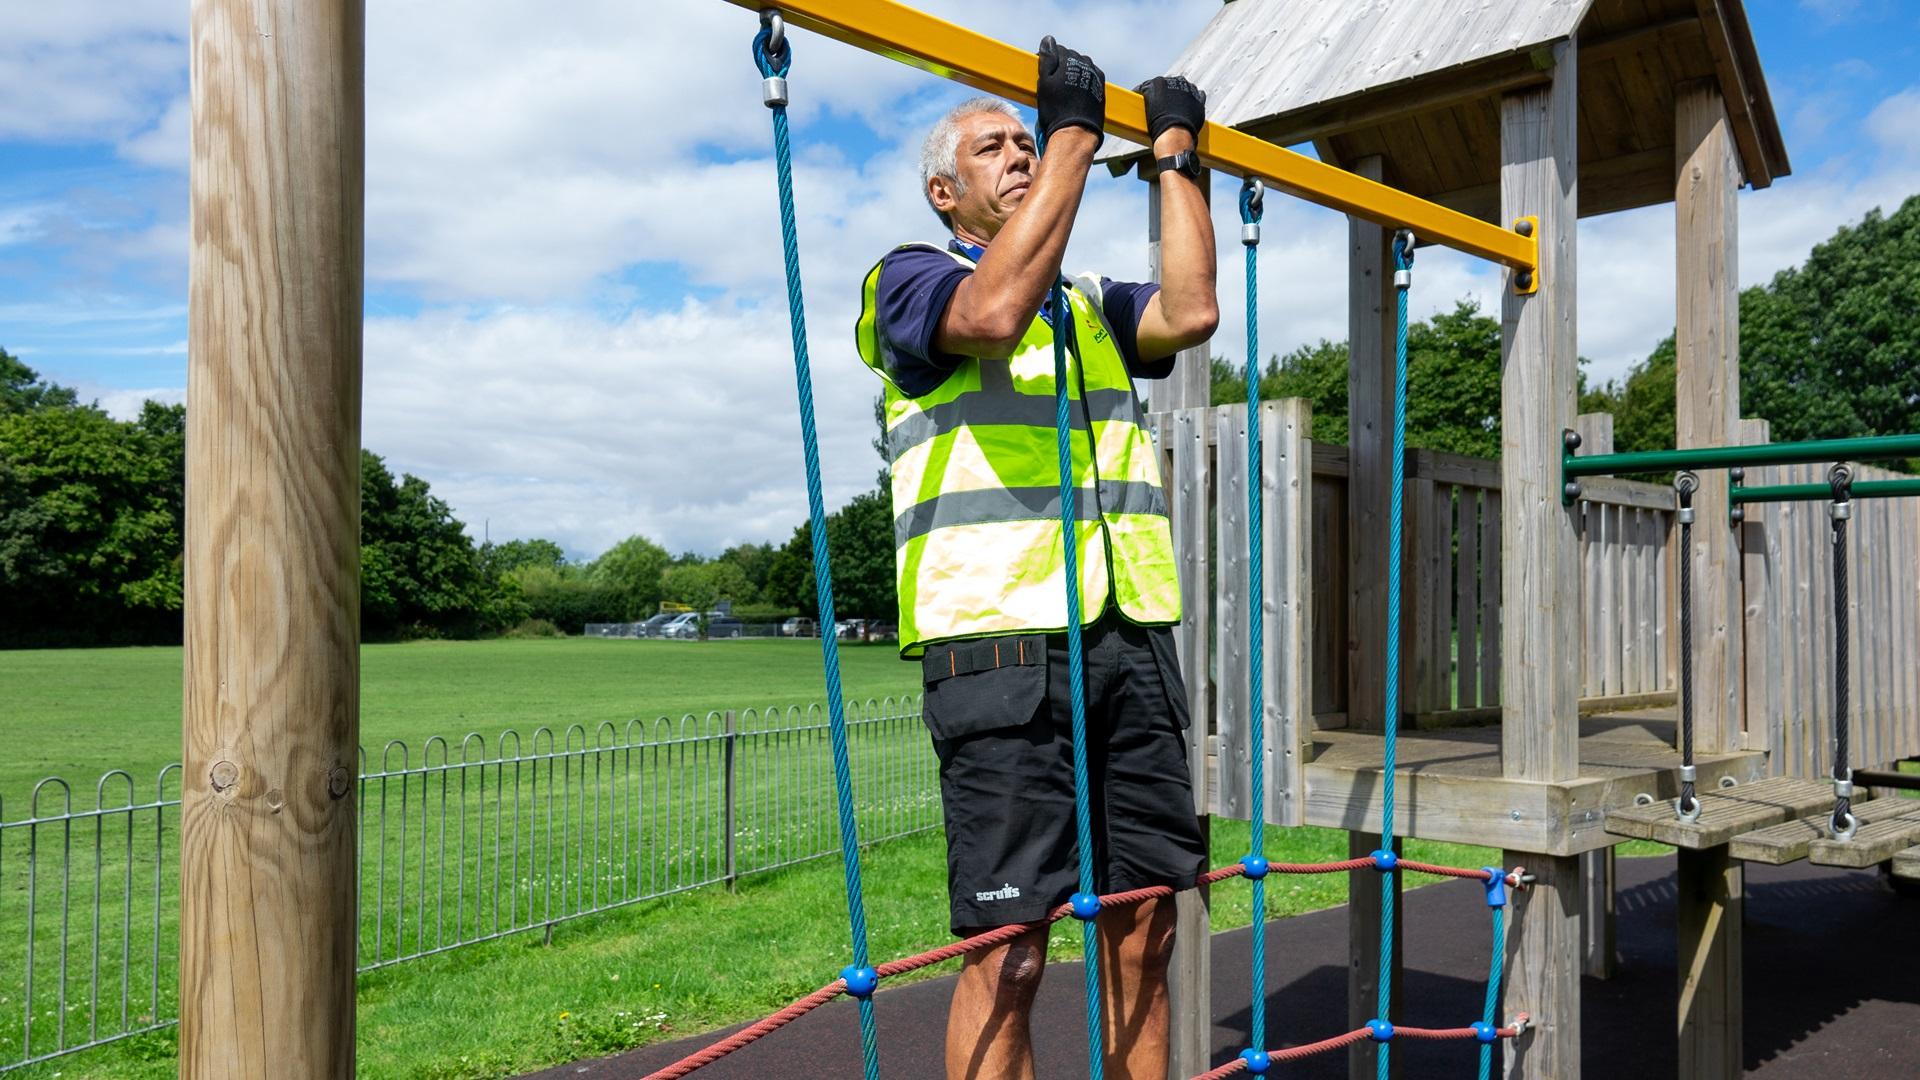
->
[1188,1016,1531,1080]
[640,859,1525,1080]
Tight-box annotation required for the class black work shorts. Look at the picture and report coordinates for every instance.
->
[920,611,1208,934]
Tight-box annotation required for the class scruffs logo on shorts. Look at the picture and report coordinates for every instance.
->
[974,883,1022,902]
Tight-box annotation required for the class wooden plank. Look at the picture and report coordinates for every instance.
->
[1582,477,1675,512]
[1808,801,1920,868]
[1893,845,1920,882]
[1439,481,1458,710]
[1457,489,1480,709]
[183,1,363,1076]
[1677,844,1743,1080]
[1264,399,1314,826]
[1312,475,1349,718]
[1502,853,1583,1078]
[1675,79,1744,758]
[1579,408,1617,701]
[1499,46,1582,785]
[1691,0,1772,187]
[1162,408,1212,814]
[1346,155,1396,734]
[1604,776,1834,848]
[1597,503,1612,691]
[1215,405,1254,821]
[1411,447,1502,489]
[1728,793,1905,865]
[1481,490,1502,708]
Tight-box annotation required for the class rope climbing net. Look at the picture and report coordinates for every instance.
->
[643,16,1538,1077]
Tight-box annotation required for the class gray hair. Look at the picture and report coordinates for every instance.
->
[919,97,1025,229]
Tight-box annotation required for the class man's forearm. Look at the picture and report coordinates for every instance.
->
[1153,137,1217,333]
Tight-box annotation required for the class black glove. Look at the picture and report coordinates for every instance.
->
[1036,36,1105,141]
[1135,75,1206,145]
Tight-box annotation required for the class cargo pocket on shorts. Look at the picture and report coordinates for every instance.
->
[1145,628,1193,731]
[920,636,1049,741]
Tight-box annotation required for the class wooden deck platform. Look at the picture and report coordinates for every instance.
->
[1726,791,1901,865]
[1299,708,1765,855]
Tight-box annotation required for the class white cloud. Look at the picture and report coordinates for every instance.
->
[14,2,1920,559]
[0,2,181,142]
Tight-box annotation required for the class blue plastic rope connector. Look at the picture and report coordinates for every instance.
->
[1472,1021,1498,1044]
[840,965,879,999]
[1371,849,1398,872]
[1240,1048,1272,1075]
[1070,892,1102,921]
[1367,1019,1395,1042]
[1240,854,1270,880]
[1482,867,1508,908]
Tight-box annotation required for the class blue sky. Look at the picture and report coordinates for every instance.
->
[4,0,1918,558]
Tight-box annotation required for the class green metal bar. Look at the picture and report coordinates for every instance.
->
[1563,433,1920,479]
[1732,478,1920,504]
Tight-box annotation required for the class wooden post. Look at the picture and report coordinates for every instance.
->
[1346,155,1397,734]
[182,1,364,1077]
[1578,847,1617,980]
[1567,415,1618,983]
[1499,41,1584,1078]
[1347,832,1402,1080]
[1148,161,1214,1080]
[1676,846,1743,1078]
[1504,852,1582,1078]
[1673,78,1746,1080]
[1675,79,1745,756]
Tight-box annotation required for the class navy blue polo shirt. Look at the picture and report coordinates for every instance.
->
[869,240,1173,397]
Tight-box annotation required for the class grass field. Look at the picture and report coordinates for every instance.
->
[0,639,1574,1078]
[0,638,924,807]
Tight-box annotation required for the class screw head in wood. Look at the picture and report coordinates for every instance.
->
[328,766,351,798]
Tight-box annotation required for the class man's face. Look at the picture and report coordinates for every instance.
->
[929,111,1037,242]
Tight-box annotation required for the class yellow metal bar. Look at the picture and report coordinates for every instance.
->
[725,0,1539,274]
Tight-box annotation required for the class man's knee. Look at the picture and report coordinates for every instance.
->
[974,930,1048,1005]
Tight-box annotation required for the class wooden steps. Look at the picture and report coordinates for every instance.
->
[1808,799,1920,868]
[1892,845,1920,882]
[1604,776,1833,849]
[1728,793,1902,865]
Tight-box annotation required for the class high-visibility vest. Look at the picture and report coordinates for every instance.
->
[856,242,1181,657]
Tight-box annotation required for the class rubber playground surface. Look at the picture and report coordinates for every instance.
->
[524,855,1920,1079]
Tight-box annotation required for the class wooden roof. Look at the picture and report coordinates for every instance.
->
[1103,0,1789,219]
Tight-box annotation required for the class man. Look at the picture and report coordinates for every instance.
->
[854,37,1218,1079]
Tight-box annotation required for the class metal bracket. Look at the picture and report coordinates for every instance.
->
[1511,217,1540,295]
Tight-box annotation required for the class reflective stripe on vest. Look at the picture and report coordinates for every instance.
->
[856,241,1181,657]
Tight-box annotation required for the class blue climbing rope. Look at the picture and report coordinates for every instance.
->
[1238,178,1270,1063]
[751,21,881,1080]
[1038,123,1107,1078]
[1378,229,1414,1080]
[1479,901,1506,1079]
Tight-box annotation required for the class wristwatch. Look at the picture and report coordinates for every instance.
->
[1155,149,1202,180]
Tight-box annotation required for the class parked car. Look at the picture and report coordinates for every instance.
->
[663,612,744,640]
[635,612,679,638]
[781,617,817,637]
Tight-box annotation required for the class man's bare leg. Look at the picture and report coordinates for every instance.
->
[945,926,1049,1079]
[1097,894,1178,1078]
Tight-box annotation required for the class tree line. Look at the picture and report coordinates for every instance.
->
[0,351,896,646]
[1213,194,1920,472]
